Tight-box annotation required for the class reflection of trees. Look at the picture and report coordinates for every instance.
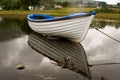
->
[90,21,106,28]
[98,21,107,28]
[0,17,32,41]
[115,22,120,29]
[19,19,32,34]
[0,17,32,34]
[91,20,120,29]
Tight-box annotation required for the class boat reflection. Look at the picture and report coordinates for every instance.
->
[28,32,91,79]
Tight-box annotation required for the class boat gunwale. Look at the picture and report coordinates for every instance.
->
[28,14,92,23]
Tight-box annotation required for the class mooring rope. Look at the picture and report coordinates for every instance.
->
[95,28,120,44]
[89,62,120,67]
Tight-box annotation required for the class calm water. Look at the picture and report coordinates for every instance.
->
[0,17,120,80]
[81,21,120,80]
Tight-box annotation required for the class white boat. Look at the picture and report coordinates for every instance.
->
[27,11,96,42]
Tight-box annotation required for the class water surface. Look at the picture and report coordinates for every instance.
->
[0,17,88,80]
[0,17,120,80]
[81,20,120,80]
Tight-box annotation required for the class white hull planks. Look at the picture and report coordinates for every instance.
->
[28,15,95,42]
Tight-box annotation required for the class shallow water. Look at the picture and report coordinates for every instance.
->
[0,17,120,80]
[82,25,120,64]
[0,17,88,80]
[81,21,120,80]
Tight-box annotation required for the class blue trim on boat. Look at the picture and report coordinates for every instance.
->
[90,11,96,15]
[27,14,54,21]
[27,11,96,22]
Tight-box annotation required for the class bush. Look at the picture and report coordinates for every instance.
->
[95,8,114,13]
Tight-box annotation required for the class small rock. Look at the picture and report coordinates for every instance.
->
[15,64,25,70]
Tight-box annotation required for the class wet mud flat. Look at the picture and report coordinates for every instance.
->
[28,32,91,79]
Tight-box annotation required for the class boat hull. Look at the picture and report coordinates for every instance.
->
[28,15,95,42]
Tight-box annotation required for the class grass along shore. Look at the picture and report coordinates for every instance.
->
[0,8,120,21]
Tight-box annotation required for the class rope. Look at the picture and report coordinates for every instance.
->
[89,62,120,67]
[95,28,120,44]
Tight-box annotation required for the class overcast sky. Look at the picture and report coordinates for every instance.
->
[95,0,120,4]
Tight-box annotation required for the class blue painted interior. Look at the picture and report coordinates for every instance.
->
[27,11,96,21]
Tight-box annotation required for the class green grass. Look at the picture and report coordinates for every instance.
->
[0,8,95,16]
[96,13,120,20]
[0,8,120,20]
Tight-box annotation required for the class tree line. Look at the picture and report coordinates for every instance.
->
[0,0,56,10]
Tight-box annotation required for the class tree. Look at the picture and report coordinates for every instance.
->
[20,0,49,10]
[20,0,39,10]
[0,0,22,10]
[55,1,70,7]
[0,0,11,10]
[0,0,56,10]
[62,1,70,7]
[15,0,22,9]
[28,0,39,7]
[41,0,55,9]
[117,3,120,7]
[19,0,30,10]
[98,2,107,8]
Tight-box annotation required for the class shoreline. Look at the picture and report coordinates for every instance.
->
[0,9,120,21]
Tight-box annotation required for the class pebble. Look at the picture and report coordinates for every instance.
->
[15,64,25,70]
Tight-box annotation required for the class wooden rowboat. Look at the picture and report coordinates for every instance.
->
[27,11,96,42]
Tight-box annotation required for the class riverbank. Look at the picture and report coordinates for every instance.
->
[0,8,120,20]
